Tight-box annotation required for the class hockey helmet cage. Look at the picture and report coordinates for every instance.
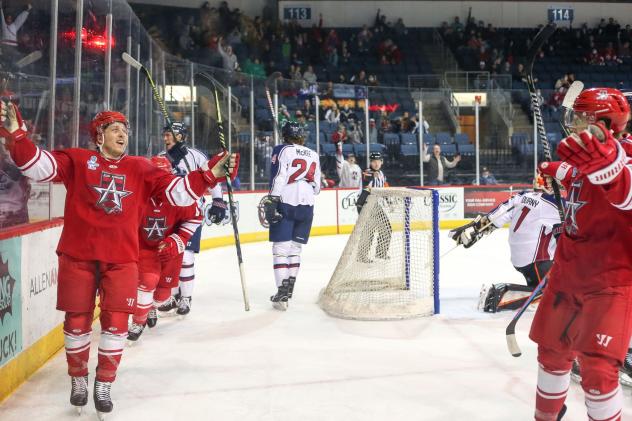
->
[369,151,383,161]
[150,155,172,173]
[565,87,631,133]
[281,120,305,143]
[163,121,188,142]
[533,174,554,194]
[90,111,128,143]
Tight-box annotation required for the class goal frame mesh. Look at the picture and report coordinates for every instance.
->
[318,187,440,320]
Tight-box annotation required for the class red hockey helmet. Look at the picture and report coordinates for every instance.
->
[150,155,172,173]
[89,111,128,142]
[565,88,630,133]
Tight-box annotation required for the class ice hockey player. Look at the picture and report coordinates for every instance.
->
[0,103,238,419]
[128,156,203,343]
[528,87,632,421]
[262,120,321,310]
[355,152,391,262]
[159,122,227,317]
[449,176,562,312]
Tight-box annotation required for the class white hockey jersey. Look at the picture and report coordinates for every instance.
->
[339,161,363,189]
[488,191,561,268]
[160,146,222,200]
[270,143,321,206]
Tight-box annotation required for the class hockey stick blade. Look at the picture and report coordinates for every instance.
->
[121,52,143,71]
[526,24,556,75]
[504,277,547,357]
[562,81,584,109]
[15,50,42,69]
[506,333,522,357]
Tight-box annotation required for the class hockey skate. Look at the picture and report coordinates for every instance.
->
[619,349,632,387]
[127,322,145,344]
[146,308,157,328]
[287,277,296,299]
[94,379,113,420]
[570,359,582,384]
[177,296,192,317]
[270,280,290,311]
[69,374,88,414]
[156,296,178,317]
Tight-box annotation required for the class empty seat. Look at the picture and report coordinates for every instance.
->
[400,133,417,145]
[454,133,470,145]
[435,132,452,145]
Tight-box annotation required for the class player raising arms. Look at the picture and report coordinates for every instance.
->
[127,156,203,343]
[262,121,321,311]
[529,88,632,421]
[449,176,562,312]
[0,103,238,420]
[159,122,227,316]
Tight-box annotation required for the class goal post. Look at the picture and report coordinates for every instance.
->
[318,188,440,320]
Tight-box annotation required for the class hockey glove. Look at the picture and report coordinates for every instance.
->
[262,195,282,224]
[557,123,626,185]
[448,215,492,248]
[201,151,240,186]
[206,198,228,224]
[157,234,186,262]
[0,100,28,149]
[166,140,188,166]
[538,161,575,191]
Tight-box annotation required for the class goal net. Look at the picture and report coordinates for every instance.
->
[318,188,439,320]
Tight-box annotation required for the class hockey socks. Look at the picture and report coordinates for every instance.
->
[535,364,570,421]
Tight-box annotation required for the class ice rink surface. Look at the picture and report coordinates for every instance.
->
[2,229,632,420]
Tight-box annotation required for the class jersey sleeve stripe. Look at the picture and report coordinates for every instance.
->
[613,166,632,210]
[183,176,200,201]
[38,150,59,182]
[18,146,42,171]
[165,176,198,207]
[21,147,59,182]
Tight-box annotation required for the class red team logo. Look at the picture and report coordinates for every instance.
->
[143,216,168,241]
[563,180,587,236]
[91,172,132,214]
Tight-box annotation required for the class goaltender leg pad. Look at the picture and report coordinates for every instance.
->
[98,261,139,314]
[530,289,581,352]
[575,286,632,364]
[57,254,99,313]
[516,261,553,288]
[480,283,537,313]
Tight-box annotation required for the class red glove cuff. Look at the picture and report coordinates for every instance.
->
[586,141,626,185]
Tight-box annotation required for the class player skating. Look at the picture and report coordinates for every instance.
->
[159,122,227,316]
[449,177,562,312]
[262,121,321,311]
[528,87,632,420]
[128,156,203,343]
[0,103,237,419]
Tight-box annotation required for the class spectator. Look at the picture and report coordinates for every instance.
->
[347,121,363,145]
[479,166,498,185]
[338,153,363,188]
[331,124,348,144]
[422,143,461,185]
[451,16,464,32]
[340,104,358,123]
[351,70,367,85]
[325,104,340,124]
[0,1,31,62]
[367,74,379,86]
[242,57,266,78]
[301,99,314,120]
[321,172,336,189]
[217,37,239,71]
[368,118,379,143]
[303,65,317,85]
[289,64,302,81]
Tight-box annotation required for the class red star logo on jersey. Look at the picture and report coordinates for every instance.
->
[91,172,132,214]
[143,216,168,241]
[564,180,587,236]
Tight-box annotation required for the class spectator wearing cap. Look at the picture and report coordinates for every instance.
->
[479,167,498,185]
[423,143,461,185]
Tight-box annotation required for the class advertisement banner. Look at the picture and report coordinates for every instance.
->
[21,226,64,348]
[463,187,525,218]
[337,189,361,227]
[436,187,464,220]
[0,237,22,368]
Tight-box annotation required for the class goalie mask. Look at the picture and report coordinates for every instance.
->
[563,87,630,134]
[533,174,554,194]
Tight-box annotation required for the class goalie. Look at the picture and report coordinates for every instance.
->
[449,177,562,312]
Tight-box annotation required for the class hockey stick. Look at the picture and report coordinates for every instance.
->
[121,52,178,146]
[525,23,564,220]
[194,72,250,311]
[505,24,560,357]
[264,71,283,141]
[559,80,584,137]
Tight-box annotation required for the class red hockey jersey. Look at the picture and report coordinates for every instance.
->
[549,137,632,293]
[9,138,213,263]
[140,197,202,251]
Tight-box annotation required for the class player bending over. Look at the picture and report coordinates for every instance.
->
[0,103,238,420]
[159,122,227,316]
[449,177,562,312]
[128,156,203,342]
[262,121,321,311]
[529,88,632,421]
